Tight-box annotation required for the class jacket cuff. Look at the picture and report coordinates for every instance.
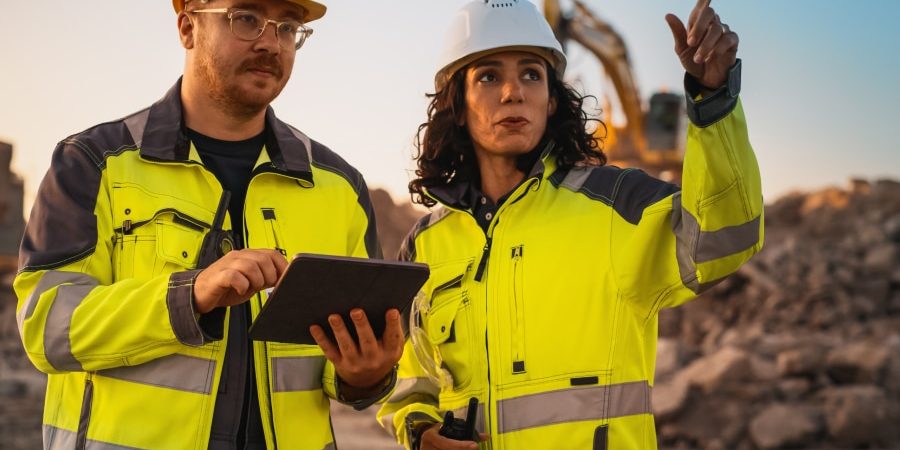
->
[166,270,223,346]
[684,58,742,128]
[336,365,398,411]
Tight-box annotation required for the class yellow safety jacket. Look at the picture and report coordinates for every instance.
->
[14,80,386,450]
[378,89,763,447]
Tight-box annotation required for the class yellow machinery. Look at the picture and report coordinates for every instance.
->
[545,0,685,182]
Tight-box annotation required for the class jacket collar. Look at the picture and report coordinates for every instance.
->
[425,140,556,210]
[138,78,313,179]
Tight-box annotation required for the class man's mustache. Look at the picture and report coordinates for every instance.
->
[240,55,283,79]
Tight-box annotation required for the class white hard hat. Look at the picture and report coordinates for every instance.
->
[435,0,567,91]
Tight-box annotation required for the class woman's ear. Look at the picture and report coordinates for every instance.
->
[178,12,195,49]
[548,95,558,116]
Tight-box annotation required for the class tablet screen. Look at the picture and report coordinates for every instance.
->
[248,254,429,345]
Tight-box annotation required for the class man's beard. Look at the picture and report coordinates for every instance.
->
[197,41,287,120]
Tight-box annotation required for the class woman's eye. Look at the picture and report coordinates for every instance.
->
[478,72,497,82]
[523,70,541,81]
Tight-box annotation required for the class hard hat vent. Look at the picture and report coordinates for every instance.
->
[484,0,519,8]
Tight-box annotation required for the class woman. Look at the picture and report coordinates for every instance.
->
[379,1,761,449]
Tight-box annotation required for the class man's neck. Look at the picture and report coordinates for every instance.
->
[180,76,267,141]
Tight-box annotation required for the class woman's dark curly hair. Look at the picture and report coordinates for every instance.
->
[409,61,607,207]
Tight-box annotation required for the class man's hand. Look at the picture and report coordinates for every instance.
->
[310,308,404,398]
[193,249,288,314]
[418,423,490,450]
[665,0,739,90]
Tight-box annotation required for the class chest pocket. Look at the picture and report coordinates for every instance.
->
[421,259,475,390]
[111,183,214,281]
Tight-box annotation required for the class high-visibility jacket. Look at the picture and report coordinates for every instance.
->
[14,79,386,450]
[378,93,763,448]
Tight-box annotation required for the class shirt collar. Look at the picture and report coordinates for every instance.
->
[137,77,313,180]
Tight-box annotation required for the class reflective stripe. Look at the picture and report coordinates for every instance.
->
[272,356,325,392]
[42,273,99,371]
[44,424,75,450]
[672,193,760,293]
[696,214,761,263]
[560,167,593,194]
[450,402,486,435]
[44,425,140,450]
[497,381,651,434]
[123,108,150,149]
[672,193,702,293]
[428,207,451,227]
[17,271,96,341]
[380,412,397,435]
[99,353,216,394]
[287,125,314,168]
[387,377,440,404]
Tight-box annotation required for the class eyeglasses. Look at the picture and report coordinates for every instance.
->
[190,8,313,50]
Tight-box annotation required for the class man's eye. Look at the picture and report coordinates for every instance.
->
[277,22,300,35]
[234,12,261,27]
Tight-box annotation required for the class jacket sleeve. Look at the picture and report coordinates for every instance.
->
[610,72,764,317]
[377,223,444,448]
[13,140,210,375]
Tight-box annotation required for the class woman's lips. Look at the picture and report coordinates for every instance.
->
[497,117,529,128]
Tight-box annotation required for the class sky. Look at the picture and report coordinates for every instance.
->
[2,0,899,216]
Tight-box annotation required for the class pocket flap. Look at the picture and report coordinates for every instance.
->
[156,219,205,267]
[424,290,467,344]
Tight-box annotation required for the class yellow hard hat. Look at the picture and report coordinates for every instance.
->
[172,0,327,23]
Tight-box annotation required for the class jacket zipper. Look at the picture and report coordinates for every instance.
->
[474,237,493,282]
[261,208,287,256]
[510,245,526,374]
[474,177,540,446]
[75,372,94,450]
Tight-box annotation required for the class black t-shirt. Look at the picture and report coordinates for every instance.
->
[187,128,266,450]
[187,129,264,248]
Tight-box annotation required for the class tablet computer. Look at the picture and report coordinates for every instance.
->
[248,253,430,345]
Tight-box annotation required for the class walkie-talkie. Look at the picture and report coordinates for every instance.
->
[438,397,479,441]
[197,190,233,269]
[194,190,234,340]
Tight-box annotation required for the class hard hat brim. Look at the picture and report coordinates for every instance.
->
[172,0,327,23]
[435,45,566,92]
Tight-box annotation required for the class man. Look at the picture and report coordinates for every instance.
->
[14,0,402,448]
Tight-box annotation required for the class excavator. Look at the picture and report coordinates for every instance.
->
[544,0,685,183]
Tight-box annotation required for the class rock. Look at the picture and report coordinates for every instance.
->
[776,346,825,377]
[678,346,750,394]
[652,377,690,421]
[864,245,898,274]
[750,355,779,382]
[0,379,27,398]
[822,385,900,447]
[749,403,822,449]
[826,341,891,384]
[776,378,811,401]
[884,214,900,242]
[655,338,682,380]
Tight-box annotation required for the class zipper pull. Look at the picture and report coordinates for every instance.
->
[474,236,493,282]
[122,220,133,235]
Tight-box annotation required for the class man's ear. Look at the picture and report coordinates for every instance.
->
[178,12,195,49]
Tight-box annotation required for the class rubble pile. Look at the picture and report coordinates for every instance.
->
[655,179,900,449]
